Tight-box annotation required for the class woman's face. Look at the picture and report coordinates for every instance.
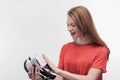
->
[66,16,82,39]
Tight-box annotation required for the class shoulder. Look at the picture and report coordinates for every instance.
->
[94,46,109,57]
[63,42,73,46]
[59,42,74,51]
[97,46,109,53]
[61,42,74,48]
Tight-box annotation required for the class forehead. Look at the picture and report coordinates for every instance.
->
[66,16,75,24]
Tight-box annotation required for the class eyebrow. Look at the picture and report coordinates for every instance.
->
[66,22,75,25]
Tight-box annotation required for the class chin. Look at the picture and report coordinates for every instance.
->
[72,37,77,39]
[72,37,75,40]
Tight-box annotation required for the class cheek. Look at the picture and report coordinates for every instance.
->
[76,29,80,33]
[76,27,81,34]
[76,31,82,36]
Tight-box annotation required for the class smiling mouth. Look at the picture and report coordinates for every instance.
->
[71,32,75,36]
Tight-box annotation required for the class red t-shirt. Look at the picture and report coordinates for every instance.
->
[58,42,108,80]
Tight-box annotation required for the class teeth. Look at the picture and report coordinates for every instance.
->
[71,32,75,35]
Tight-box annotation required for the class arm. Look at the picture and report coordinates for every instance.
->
[55,68,101,80]
[54,75,63,80]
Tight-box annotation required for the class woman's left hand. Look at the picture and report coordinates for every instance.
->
[42,54,59,73]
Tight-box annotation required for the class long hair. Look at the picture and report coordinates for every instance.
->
[67,6,110,59]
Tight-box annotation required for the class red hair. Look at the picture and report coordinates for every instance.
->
[67,6,110,59]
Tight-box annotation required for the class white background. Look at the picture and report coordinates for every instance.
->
[0,0,120,80]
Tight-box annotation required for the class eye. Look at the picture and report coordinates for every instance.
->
[71,24,76,27]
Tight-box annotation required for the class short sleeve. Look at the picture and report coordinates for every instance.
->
[91,47,109,73]
[57,45,66,70]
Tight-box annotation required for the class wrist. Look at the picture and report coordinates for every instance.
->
[55,68,61,74]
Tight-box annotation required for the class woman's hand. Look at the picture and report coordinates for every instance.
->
[42,54,59,73]
[28,66,43,80]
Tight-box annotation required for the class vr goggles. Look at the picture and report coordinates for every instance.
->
[24,56,56,80]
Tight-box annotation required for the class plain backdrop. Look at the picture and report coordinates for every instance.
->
[0,0,120,80]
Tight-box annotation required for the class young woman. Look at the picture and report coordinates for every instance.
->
[28,5,110,80]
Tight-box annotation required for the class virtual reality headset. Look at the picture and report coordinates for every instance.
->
[24,56,56,80]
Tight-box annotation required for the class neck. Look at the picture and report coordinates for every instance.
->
[73,36,92,44]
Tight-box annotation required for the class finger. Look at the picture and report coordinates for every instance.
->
[35,75,42,80]
[31,66,35,80]
[35,67,40,74]
[28,71,32,79]
[35,67,41,80]
[28,66,33,79]
[35,67,40,76]
[32,66,36,74]
[42,54,49,63]
[42,54,45,61]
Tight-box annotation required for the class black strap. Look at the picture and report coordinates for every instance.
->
[40,68,56,79]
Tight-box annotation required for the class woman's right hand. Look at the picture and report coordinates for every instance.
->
[28,66,43,80]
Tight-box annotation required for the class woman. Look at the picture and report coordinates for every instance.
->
[28,5,110,80]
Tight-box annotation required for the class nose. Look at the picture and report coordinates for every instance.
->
[68,26,73,31]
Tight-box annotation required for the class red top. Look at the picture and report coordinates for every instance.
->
[58,42,108,80]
